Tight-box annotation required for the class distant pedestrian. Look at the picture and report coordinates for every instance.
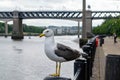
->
[113,33,117,43]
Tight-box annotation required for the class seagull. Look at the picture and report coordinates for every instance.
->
[39,29,81,77]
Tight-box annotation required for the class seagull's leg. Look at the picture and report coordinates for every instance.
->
[56,62,57,75]
[57,62,61,77]
[50,62,60,77]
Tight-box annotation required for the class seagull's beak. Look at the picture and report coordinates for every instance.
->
[39,33,45,37]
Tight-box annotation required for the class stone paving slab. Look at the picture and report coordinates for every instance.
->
[90,47,101,80]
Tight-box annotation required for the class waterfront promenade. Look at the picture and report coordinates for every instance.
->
[103,37,120,55]
[91,37,120,80]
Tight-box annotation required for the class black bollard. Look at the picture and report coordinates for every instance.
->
[82,45,91,80]
[86,43,93,77]
[105,54,120,80]
[91,39,96,61]
[82,45,91,55]
[74,59,87,80]
[44,76,71,80]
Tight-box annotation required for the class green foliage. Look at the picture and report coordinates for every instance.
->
[0,22,5,33]
[23,25,45,33]
[92,18,120,37]
[0,22,45,34]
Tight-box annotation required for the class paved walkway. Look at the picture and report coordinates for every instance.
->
[91,37,120,80]
[102,37,120,55]
[90,47,101,80]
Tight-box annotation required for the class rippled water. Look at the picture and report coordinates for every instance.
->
[0,35,79,80]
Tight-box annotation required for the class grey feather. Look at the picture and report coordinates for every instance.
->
[55,43,80,61]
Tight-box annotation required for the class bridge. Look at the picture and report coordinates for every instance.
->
[1,10,120,39]
[1,11,120,19]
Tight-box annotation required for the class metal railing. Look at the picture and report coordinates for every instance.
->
[73,36,97,80]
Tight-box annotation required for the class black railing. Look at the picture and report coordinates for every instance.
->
[73,36,97,80]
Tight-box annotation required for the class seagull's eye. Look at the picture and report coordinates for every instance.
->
[46,31,49,33]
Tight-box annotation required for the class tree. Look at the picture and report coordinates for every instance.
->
[92,18,120,37]
[0,22,45,34]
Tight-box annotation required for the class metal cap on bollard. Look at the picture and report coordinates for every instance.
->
[44,76,71,80]
[82,45,91,54]
[86,42,92,47]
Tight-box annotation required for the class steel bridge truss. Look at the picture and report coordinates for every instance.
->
[92,11,120,19]
[0,11,120,19]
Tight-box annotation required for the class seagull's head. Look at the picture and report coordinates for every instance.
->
[39,29,54,37]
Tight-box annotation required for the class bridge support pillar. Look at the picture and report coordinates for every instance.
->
[5,21,8,37]
[82,10,92,38]
[86,10,92,37]
[12,11,23,39]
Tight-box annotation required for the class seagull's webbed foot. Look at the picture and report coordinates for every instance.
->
[49,62,61,77]
[49,73,60,77]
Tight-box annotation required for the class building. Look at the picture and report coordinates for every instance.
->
[48,26,82,35]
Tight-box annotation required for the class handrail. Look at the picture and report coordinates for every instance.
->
[73,68,81,80]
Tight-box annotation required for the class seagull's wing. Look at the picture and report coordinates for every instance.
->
[55,37,84,53]
[55,43,80,61]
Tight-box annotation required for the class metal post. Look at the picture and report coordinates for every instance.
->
[82,0,86,39]
[78,21,80,38]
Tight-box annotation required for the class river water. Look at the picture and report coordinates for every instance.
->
[0,35,80,80]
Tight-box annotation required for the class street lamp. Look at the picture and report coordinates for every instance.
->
[87,5,91,10]
[82,0,86,38]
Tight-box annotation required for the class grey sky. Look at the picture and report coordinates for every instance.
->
[0,0,120,26]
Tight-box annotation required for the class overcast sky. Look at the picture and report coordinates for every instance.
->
[0,0,120,27]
